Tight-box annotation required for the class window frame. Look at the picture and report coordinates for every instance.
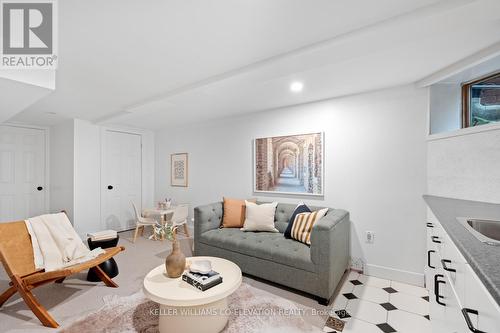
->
[462,70,500,128]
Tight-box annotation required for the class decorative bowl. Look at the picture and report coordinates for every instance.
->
[189,260,212,274]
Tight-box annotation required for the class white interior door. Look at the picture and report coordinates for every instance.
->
[0,125,46,222]
[101,130,142,231]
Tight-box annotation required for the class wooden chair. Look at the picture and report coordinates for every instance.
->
[0,220,125,328]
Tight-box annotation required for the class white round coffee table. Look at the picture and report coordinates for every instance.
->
[143,256,242,333]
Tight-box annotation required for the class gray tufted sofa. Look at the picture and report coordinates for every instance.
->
[194,202,350,304]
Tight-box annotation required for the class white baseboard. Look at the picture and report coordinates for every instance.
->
[363,263,424,287]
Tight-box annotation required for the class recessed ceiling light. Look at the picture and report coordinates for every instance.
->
[290,81,304,93]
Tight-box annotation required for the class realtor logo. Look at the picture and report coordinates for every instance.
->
[1,0,57,68]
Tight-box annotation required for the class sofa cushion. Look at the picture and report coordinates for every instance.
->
[272,202,329,233]
[290,208,329,245]
[284,203,311,239]
[241,201,279,232]
[221,197,255,228]
[198,228,316,273]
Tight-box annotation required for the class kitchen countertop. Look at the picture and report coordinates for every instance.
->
[423,195,500,306]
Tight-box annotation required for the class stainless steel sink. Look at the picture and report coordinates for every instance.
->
[457,217,500,246]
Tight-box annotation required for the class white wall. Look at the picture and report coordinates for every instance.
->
[429,83,461,134]
[139,130,155,212]
[155,85,428,285]
[49,119,155,237]
[73,119,102,236]
[428,126,500,203]
[49,120,74,220]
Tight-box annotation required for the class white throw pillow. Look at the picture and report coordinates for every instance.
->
[241,201,279,232]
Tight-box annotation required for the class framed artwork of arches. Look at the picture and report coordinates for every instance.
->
[253,132,324,196]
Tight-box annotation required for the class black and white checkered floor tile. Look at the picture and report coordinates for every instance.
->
[324,271,430,333]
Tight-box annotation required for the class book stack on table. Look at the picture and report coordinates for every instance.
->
[182,270,223,291]
[87,230,117,242]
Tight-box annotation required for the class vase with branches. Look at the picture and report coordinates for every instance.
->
[154,223,186,278]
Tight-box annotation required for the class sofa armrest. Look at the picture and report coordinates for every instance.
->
[310,208,349,263]
[310,209,350,298]
[194,202,223,240]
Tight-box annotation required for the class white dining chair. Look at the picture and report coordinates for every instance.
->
[171,204,190,238]
[132,201,158,243]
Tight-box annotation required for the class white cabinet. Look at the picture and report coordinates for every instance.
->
[425,218,500,333]
[425,223,438,292]
[441,231,467,304]
[439,270,468,333]
[463,265,500,333]
[430,265,467,333]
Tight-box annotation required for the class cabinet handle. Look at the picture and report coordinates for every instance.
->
[107,185,113,190]
[37,186,43,191]
[441,259,456,272]
[426,222,434,228]
[427,250,436,269]
[431,236,442,244]
[461,308,486,333]
[434,274,446,306]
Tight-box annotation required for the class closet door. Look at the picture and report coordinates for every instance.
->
[0,125,46,222]
[101,130,142,231]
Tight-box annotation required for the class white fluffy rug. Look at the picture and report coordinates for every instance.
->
[60,283,321,333]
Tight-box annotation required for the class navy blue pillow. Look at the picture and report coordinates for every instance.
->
[284,204,311,239]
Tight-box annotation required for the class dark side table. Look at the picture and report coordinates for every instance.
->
[86,235,119,282]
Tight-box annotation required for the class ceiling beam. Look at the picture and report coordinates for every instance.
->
[416,41,500,87]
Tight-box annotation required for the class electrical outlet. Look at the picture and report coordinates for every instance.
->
[365,231,375,244]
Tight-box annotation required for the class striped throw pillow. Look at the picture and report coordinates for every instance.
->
[290,208,329,245]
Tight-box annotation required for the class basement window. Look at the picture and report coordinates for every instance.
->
[462,71,500,127]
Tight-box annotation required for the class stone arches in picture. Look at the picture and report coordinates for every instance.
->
[254,132,323,196]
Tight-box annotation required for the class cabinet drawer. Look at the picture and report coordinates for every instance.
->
[464,265,500,333]
[431,268,468,333]
[441,232,467,301]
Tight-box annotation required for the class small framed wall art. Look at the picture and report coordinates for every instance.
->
[171,153,188,187]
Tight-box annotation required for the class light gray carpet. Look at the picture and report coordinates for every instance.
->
[0,229,331,332]
[60,282,321,333]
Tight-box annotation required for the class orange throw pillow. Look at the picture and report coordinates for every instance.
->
[222,197,256,228]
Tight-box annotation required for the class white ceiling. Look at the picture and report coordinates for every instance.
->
[0,77,52,123]
[0,70,55,123]
[8,0,500,129]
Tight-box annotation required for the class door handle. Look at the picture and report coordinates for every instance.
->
[427,250,436,269]
[441,259,456,273]
[426,222,434,228]
[461,308,486,333]
[431,236,441,244]
[36,186,43,191]
[434,274,446,306]
[107,185,113,190]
